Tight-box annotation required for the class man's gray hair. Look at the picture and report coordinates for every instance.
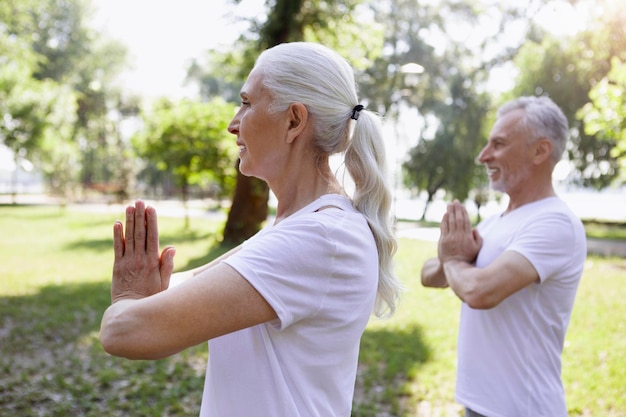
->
[497,96,569,161]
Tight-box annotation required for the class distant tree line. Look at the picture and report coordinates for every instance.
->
[1,0,624,242]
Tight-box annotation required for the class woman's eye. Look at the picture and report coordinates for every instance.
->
[241,101,250,106]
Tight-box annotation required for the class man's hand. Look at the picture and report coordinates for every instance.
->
[111,200,175,303]
[438,200,482,264]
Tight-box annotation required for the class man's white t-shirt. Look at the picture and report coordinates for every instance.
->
[456,197,586,417]
[199,194,379,417]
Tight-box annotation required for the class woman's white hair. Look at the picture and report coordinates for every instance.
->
[254,42,401,317]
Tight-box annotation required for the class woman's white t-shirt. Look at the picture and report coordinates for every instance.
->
[199,194,379,417]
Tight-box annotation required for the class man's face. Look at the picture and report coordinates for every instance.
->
[476,109,534,194]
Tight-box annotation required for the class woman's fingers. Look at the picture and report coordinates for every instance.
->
[145,205,160,256]
[159,246,176,290]
[117,200,162,260]
[124,205,135,254]
[113,221,125,260]
[133,200,147,253]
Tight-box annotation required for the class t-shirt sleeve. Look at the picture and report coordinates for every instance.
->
[507,211,582,283]
[222,217,336,330]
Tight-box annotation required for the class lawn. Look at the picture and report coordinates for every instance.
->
[0,204,624,416]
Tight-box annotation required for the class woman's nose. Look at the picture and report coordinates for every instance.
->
[227,117,238,135]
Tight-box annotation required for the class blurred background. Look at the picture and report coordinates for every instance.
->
[1,0,624,241]
[1,2,625,416]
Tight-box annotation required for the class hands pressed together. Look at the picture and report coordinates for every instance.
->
[438,200,482,265]
[111,200,176,303]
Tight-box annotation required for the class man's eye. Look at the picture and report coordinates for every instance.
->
[241,101,250,106]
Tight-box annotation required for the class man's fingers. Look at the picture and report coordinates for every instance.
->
[440,211,449,235]
[473,228,483,248]
[451,201,470,233]
[446,202,459,232]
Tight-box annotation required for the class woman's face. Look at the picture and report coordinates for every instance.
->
[228,68,291,181]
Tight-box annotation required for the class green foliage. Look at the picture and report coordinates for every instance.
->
[363,0,530,212]
[0,24,75,164]
[403,73,491,217]
[134,98,239,201]
[584,220,626,241]
[578,57,626,184]
[359,0,447,116]
[0,69,66,160]
[0,0,130,199]
[509,1,626,189]
[299,0,384,70]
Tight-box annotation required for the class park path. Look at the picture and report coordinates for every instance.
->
[3,194,625,258]
[396,223,626,258]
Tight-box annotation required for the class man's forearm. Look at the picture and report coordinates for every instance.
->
[421,258,449,288]
[443,259,486,308]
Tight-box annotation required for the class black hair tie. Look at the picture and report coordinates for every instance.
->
[350,104,364,120]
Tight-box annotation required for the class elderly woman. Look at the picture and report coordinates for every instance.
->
[100,42,401,417]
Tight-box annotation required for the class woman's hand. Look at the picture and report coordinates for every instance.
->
[111,200,175,303]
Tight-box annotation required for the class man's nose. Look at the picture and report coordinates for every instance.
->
[476,146,489,164]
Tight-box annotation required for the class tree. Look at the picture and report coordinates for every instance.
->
[0,19,77,203]
[217,0,369,245]
[362,0,531,217]
[403,72,491,220]
[0,0,129,200]
[134,98,238,227]
[578,57,626,185]
[508,0,626,188]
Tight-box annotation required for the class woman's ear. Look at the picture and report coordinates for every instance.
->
[285,102,309,143]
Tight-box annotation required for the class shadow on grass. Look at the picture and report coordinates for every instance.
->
[353,324,431,416]
[0,280,206,417]
[0,281,111,353]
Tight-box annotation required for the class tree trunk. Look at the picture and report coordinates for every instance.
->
[11,156,18,205]
[420,192,435,222]
[222,162,269,245]
[182,178,190,230]
[221,0,302,246]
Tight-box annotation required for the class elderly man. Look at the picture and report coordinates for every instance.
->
[421,96,587,417]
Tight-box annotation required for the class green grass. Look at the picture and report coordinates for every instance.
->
[584,220,626,240]
[0,205,624,416]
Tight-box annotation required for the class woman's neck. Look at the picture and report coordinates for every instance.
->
[272,163,343,223]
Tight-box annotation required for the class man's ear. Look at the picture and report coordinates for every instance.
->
[286,102,309,144]
[533,138,553,165]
